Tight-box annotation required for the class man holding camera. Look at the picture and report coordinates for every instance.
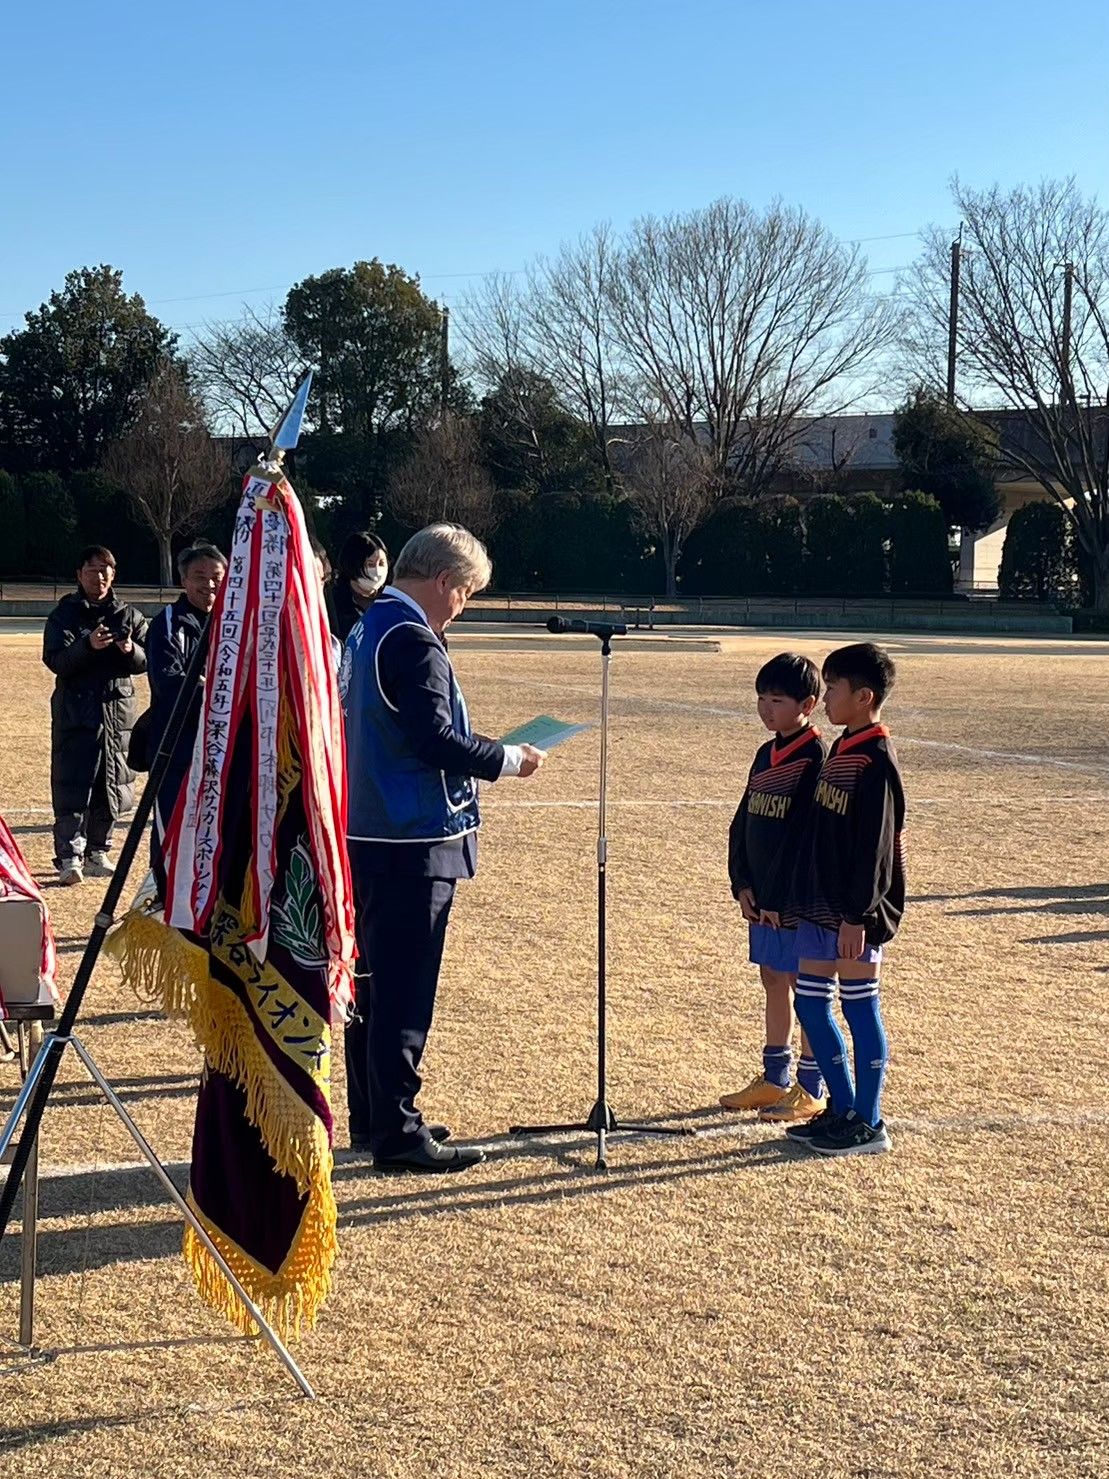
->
[43,545,149,885]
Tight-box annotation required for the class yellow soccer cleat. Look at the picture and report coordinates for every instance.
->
[758,1082,826,1124]
[719,1074,789,1112]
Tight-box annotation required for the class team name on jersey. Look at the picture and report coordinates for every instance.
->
[815,778,850,816]
[748,790,791,820]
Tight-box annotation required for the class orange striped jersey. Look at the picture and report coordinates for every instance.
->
[728,727,826,926]
[794,724,907,944]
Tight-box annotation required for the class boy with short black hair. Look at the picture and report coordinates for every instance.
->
[788,641,906,1157]
[722,652,828,1124]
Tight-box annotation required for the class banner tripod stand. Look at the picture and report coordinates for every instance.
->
[508,619,694,1170]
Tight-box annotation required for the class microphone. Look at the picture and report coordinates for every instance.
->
[546,615,627,638]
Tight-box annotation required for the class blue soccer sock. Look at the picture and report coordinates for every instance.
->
[796,1055,825,1100]
[762,1044,792,1090]
[840,980,888,1127]
[793,975,854,1114]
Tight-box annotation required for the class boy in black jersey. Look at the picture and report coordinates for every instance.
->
[788,642,906,1158]
[722,654,828,1124]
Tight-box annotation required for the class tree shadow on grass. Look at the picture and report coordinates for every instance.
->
[0,1394,303,1455]
[951,897,1109,919]
[915,883,1109,905]
[336,1137,802,1231]
[1019,927,1109,945]
[0,1071,197,1114]
[0,1132,797,1282]
[75,1010,165,1029]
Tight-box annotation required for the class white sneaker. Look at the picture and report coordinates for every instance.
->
[58,861,84,886]
[85,851,116,877]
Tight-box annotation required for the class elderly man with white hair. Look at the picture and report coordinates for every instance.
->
[340,523,545,1173]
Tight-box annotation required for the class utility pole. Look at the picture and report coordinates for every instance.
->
[946,228,962,406]
[440,306,450,423]
[1060,261,1074,404]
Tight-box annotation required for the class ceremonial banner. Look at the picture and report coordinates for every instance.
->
[108,462,354,1339]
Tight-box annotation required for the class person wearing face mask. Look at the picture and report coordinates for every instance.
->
[145,543,228,863]
[43,545,149,886]
[333,530,390,638]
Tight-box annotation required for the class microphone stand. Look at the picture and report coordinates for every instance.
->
[509,620,693,1169]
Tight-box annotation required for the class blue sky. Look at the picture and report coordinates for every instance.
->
[2,0,1107,346]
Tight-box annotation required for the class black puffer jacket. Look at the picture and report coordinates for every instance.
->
[43,591,149,819]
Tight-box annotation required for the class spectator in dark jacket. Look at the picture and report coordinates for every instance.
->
[332,530,389,638]
[147,543,227,855]
[43,545,148,885]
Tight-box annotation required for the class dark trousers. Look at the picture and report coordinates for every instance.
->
[52,762,113,868]
[346,867,457,1156]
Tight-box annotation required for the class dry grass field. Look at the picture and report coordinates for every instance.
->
[0,624,1107,1478]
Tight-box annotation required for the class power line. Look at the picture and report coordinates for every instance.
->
[847,231,920,245]
[0,234,922,332]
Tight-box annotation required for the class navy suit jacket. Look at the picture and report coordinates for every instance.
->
[352,616,505,880]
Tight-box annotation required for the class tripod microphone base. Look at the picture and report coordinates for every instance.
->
[508,1101,695,1169]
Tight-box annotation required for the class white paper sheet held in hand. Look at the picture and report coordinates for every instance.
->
[500,715,592,750]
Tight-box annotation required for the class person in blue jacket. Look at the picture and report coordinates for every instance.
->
[146,543,227,857]
[341,523,545,1173]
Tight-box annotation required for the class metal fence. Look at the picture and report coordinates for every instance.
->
[463,590,1062,627]
[1,581,1069,625]
[0,581,179,604]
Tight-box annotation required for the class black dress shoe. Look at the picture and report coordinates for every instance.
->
[349,1124,450,1153]
[373,1139,485,1175]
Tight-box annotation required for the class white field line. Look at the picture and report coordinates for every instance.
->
[32,1106,1109,1183]
[486,796,1109,809]
[9,798,1107,824]
[495,676,1109,777]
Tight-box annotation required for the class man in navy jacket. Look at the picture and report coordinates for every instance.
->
[341,523,544,1172]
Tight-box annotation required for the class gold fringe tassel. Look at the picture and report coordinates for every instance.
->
[105,908,209,1018]
[109,910,329,1193]
[189,971,330,1194]
[182,1167,337,1341]
[109,896,336,1337]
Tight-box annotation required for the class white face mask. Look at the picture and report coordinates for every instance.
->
[353,570,386,597]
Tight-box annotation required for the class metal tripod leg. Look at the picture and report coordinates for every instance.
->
[65,1034,316,1400]
[17,1022,43,1348]
[0,1033,54,1162]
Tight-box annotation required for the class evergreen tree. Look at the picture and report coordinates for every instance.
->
[21,472,78,576]
[998,500,1074,601]
[888,491,953,595]
[0,470,26,579]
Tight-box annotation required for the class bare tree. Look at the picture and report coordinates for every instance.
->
[788,419,869,495]
[388,414,499,538]
[103,361,231,583]
[529,226,622,486]
[623,425,715,594]
[188,304,305,437]
[458,228,623,487]
[461,200,892,523]
[904,177,1109,606]
[458,275,560,488]
[608,199,895,497]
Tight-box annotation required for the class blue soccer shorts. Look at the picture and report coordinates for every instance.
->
[748,922,801,973]
[795,919,882,966]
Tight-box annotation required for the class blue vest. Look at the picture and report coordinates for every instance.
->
[341,594,481,843]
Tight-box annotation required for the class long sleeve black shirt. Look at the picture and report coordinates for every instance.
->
[728,727,826,925]
[792,723,907,945]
